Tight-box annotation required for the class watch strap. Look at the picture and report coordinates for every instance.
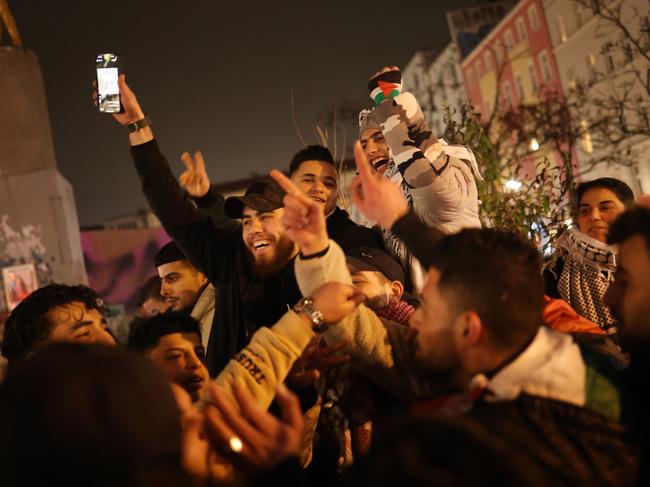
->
[293,297,327,333]
[125,115,152,133]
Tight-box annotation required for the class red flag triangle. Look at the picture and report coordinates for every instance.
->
[378,80,398,97]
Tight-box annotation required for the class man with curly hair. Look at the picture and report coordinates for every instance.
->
[1,283,116,371]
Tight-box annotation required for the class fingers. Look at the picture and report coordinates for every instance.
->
[318,339,347,355]
[270,169,299,196]
[118,73,134,98]
[91,80,99,106]
[270,170,312,206]
[194,151,206,174]
[350,287,367,306]
[204,403,236,447]
[276,383,304,431]
[354,141,374,181]
[180,151,195,171]
[281,208,309,229]
[207,384,263,448]
[283,193,310,214]
[318,354,351,367]
[231,382,267,433]
[288,369,320,388]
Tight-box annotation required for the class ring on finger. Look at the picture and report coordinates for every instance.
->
[227,436,243,454]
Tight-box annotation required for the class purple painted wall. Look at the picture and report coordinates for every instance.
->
[81,227,170,314]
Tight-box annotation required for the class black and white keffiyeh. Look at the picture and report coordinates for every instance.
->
[551,227,618,338]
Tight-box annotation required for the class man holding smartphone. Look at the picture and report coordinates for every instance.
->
[95,75,346,390]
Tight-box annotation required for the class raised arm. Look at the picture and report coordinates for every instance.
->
[179,151,241,234]
[367,67,480,230]
[94,75,236,281]
[270,166,437,399]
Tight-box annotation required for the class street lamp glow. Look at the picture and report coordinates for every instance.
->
[529,138,540,151]
[505,179,522,191]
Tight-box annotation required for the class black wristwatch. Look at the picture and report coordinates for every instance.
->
[293,297,328,333]
[125,115,152,133]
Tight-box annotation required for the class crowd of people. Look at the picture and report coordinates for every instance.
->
[0,66,649,486]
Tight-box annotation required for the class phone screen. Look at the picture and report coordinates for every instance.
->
[96,53,121,113]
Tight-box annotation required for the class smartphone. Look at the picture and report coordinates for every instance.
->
[95,53,122,113]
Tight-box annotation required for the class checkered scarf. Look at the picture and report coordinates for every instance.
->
[552,228,618,338]
[375,298,416,326]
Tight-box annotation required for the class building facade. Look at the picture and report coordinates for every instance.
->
[543,0,650,194]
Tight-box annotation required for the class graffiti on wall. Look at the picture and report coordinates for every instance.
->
[0,214,53,312]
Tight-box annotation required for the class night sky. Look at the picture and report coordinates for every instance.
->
[10,0,478,226]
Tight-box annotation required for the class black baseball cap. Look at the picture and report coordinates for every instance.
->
[224,178,286,219]
[346,247,406,284]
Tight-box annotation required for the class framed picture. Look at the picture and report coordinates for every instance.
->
[2,264,38,311]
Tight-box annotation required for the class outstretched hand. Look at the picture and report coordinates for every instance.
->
[351,141,408,228]
[204,382,304,472]
[270,169,328,255]
[179,151,211,198]
[287,335,350,388]
[92,74,145,125]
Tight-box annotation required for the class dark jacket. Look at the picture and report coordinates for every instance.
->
[326,206,385,252]
[469,394,639,486]
[131,140,301,375]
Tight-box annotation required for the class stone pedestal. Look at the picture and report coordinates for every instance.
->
[0,47,86,307]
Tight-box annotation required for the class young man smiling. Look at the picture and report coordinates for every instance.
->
[271,144,639,484]
[288,145,384,252]
[101,76,305,375]
[358,67,482,292]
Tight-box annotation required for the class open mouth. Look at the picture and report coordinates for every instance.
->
[252,240,272,252]
[370,157,389,171]
[184,376,205,390]
[309,195,326,204]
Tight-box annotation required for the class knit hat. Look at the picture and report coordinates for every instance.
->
[358,108,381,137]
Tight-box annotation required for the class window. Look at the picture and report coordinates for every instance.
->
[529,64,539,93]
[528,4,540,30]
[586,53,597,84]
[556,15,567,43]
[516,17,528,44]
[515,74,525,100]
[504,29,515,51]
[539,51,552,81]
[484,51,493,72]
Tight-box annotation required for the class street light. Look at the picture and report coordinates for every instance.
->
[505,179,522,191]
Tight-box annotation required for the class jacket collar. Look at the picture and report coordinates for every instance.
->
[469,327,586,407]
